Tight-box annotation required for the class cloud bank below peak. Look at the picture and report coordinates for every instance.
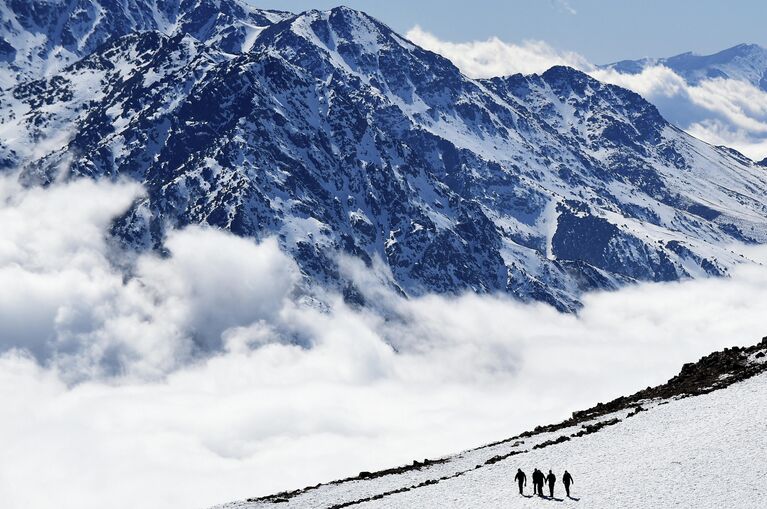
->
[406,27,767,161]
[3,172,767,509]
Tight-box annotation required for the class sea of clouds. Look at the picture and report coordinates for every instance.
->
[406,26,767,161]
[2,174,767,509]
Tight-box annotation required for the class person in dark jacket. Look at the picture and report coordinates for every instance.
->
[532,469,544,496]
[546,470,556,498]
[514,468,527,495]
[563,470,574,497]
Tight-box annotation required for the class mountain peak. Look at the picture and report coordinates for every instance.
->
[541,64,588,80]
[279,4,415,56]
[729,42,763,53]
[253,5,461,93]
[666,42,767,64]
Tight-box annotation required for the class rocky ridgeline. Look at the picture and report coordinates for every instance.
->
[571,336,767,423]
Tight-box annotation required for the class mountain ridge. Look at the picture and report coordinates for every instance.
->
[0,0,291,88]
[2,4,767,311]
[603,42,767,90]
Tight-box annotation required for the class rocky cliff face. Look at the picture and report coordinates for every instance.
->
[2,4,767,310]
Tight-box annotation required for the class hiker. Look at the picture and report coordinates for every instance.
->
[563,470,574,497]
[514,468,527,495]
[546,470,556,498]
[532,468,544,496]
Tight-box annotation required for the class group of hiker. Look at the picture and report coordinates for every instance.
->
[514,468,574,499]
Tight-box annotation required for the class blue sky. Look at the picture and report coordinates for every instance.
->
[251,0,767,63]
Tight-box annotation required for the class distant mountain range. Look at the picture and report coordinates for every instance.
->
[603,43,767,165]
[2,2,767,311]
[604,43,767,90]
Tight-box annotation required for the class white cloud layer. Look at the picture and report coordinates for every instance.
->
[1,175,767,509]
[406,26,591,77]
[406,28,767,161]
[0,175,298,381]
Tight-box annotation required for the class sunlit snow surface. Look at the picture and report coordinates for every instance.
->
[217,371,767,509]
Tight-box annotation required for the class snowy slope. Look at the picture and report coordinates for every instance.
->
[0,0,290,88]
[3,5,767,310]
[605,43,767,90]
[214,339,767,509]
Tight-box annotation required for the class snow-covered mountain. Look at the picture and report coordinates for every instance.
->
[2,3,767,310]
[0,0,290,88]
[605,43,767,90]
[213,338,767,508]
